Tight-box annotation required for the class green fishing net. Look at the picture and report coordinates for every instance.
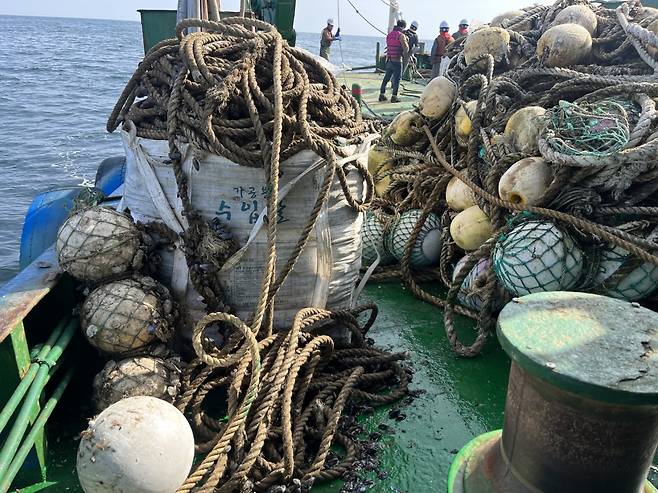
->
[361,210,395,268]
[385,209,442,268]
[592,243,658,301]
[492,220,584,296]
[543,100,630,157]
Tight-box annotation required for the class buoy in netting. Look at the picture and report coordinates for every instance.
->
[81,277,173,357]
[492,220,583,296]
[361,211,395,268]
[593,243,658,301]
[386,209,442,268]
[453,255,511,311]
[77,396,194,493]
[56,206,143,282]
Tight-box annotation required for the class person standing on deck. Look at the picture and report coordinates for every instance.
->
[320,19,340,60]
[402,21,420,74]
[431,21,454,79]
[379,19,409,103]
[453,19,469,41]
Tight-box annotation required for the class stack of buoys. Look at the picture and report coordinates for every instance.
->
[363,0,658,354]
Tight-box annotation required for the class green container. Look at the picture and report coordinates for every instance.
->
[138,10,177,54]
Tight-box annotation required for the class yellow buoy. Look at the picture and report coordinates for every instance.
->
[418,76,456,120]
[536,23,592,68]
[504,106,547,154]
[450,205,493,251]
[368,146,394,197]
[464,27,511,66]
[446,176,476,211]
[552,5,598,35]
[386,110,424,146]
[455,101,477,146]
[498,157,552,206]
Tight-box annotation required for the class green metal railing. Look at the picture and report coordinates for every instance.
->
[0,317,77,492]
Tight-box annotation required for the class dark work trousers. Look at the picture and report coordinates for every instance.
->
[380,60,402,96]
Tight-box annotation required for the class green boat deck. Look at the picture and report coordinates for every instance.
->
[35,281,508,493]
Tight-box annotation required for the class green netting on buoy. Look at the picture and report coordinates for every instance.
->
[593,243,658,301]
[361,210,396,268]
[385,209,442,268]
[543,100,630,158]
[492,220,584,296]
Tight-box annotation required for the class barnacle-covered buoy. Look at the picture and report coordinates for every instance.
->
[593,244,658,301]
[536,23,592,68]
[492,221,583,296]
[77,396,194,493]
[386,110,424,146]
[81,277,172,357]
[361,210,396,268]
[57,207,142,282]
[504,106,546,154]
[552,5,598,35]
[368,146,394,197]
[386,209,442,267]
[453,256,511,311]
[92,356,182,412]
[446,176,476,212]
[498,157,552,206]
[463,27,511,66]
[450,206,493,251]
[455,101,478,146]
[418,76,456,120]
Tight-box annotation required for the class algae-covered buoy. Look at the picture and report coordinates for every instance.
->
[504,106,546,154]
[386,110,424,146]
[552,5,598,35]
[453,255,511,311]
[446,176,476,212]
[77,396,194,493]
[464,27,511,66]
[492,220,583,296]
[386,209,442,267]
[92,356,182,412]
[368,146,394,197]
[491,10,524,27]
[81,277,172,357]
[536,23,592,67]
[418,76,456,120]
[593,244,658,301]
[361,210,396,268]
[455,101,477,146]
[498,157,552,206]
[57,207,143,282]
[450,205,493,251]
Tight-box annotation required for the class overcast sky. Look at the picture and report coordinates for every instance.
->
[0,0,550,40]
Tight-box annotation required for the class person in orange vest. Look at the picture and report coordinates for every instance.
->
[453,19,469,40]
[431,21,454,79]
[379,19,409,103]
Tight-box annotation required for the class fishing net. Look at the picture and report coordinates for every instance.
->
[492,220,584,297]
[56,206,143,282]
[542,100,630,158]
[385,209,442,268]
[361,210,395,268]
[81,277,174,357]
[453,256,511,311]
[92,356,182,412]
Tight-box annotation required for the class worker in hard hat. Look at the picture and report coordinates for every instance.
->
[431,21,454,79]
[320,18,340,60]
[402,21,420,78]
[453,19,469,40]
[379,19,409,103]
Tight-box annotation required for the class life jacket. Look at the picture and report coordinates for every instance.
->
[386,28,403,60]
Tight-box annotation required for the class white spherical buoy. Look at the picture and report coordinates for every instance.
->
[361,211,396,268]
[57,207,142,282]
[77,396,194,493]
[92,356,182,412]
[450,205,493,251]
[446,176,476,212]
[386,210,442,267]
[453,256,511,311]
[593,244,658,301]
[81,277,172,357]
[418,76,456,120]
[536,23,592,68]
[492,220,583,296]
[552,5,598,35]
[463,27,511,66]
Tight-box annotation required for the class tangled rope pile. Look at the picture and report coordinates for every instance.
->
[107,16,409,492]
[368,0,658,357]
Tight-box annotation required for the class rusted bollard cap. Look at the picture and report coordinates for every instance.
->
[497,291,658,406]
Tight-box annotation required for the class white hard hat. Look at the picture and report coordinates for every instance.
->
[440,20,449,29]
[411,20,419,29]
[327,18,334,25]
[459,19,469,26]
